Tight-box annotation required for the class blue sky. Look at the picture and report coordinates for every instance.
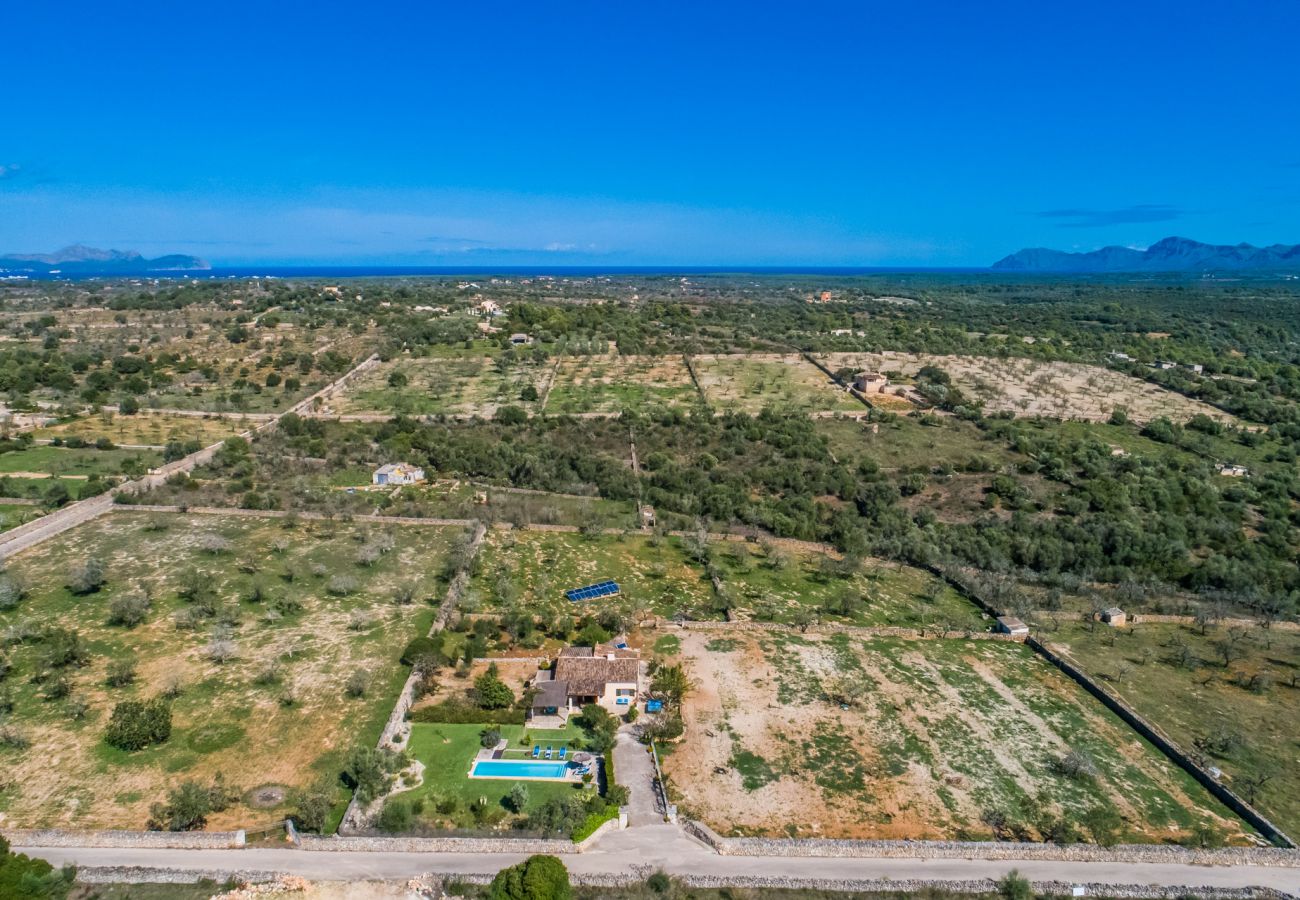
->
[2,1,1298,267]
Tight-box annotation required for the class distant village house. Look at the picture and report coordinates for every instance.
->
[372,463,426,486]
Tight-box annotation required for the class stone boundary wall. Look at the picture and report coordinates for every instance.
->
[671,619,1018,641]
[1027,636,1296,849]
[113,504,474,528]
[681,353,708,407]
[64,867,1297,900]
[298,833,577,854]
[5,828,246,849]
[682,819,1300,866]
[799,350,876,412]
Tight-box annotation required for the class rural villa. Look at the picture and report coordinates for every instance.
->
[372,463,425,486]
[529,644,642,726]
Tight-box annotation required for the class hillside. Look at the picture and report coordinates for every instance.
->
[993,236,1300,272]
[0,244,210,273]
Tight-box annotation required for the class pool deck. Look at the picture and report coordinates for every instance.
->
[467,741,593,782]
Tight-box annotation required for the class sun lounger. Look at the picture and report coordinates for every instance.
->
[531,745,541,758]
[558,746,567,761]
[544,746,553,759]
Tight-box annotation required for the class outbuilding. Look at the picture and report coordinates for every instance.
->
[1100,607,1127,627]
[996,615,1029,638]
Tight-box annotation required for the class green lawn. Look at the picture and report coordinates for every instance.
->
[404,722,594,829]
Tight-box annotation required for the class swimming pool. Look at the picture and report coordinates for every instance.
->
[470,759,571,780]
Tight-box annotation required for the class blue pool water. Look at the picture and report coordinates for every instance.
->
[471,759,570,780]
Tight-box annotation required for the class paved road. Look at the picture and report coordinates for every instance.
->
[19,838,1300,893]
[0,355,379,563]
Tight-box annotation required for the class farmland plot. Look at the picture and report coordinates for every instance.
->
[0,512,460,830]
[328,356,549,417]
[34,411,246,448]
[661,630,1245,844]
[467,529,715,622]
[693,354,863,415]
[707,540,986,631]
[545,354,698,415]
[819,353,1238,424]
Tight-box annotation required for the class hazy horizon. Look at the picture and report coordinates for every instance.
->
[3,1,1298,267]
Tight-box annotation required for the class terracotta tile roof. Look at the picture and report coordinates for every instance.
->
[554,655,639,697]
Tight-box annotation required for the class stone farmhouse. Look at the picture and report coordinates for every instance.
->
[528,644,641,726]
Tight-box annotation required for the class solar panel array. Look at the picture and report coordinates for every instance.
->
[565,580,620,602]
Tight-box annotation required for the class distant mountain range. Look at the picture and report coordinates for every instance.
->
[992,236,1300,272]
[0,244,210,274]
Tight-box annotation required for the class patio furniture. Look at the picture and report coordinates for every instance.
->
[558,746,567,761]
[544,746,553,759]
[532,745,541,758]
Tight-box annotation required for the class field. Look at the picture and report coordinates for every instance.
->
[1041,618,1300,839]
[545,354,698,415]
[707,540,987,630]
[0,445,162,478]
[0,501,41,533]
[660,629,1246,844]
[34,411,247,448]
[326,355,551,418]
[467,529,716,623]
[0,512,462,830]
[818,353,1238,424]
[693,354,864,415]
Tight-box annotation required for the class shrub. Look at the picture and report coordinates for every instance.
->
[105,658,137,687]
[488,854,571,900]
[996,869,1034,900]
[377,797,413,833]
[481,728,502,749]
[327,575,359,596]
[148,781,211,831]
[474,664,515,710]
[66,558,106,594]
[104,697,172,751]
[345,669,369,698]
[646,871,672,894]
[0,574,27,612]
[400,635,445,667]
[108,592,151,628]
[507,782,530,813]
[288,778,336,833]
[345,746,406,804]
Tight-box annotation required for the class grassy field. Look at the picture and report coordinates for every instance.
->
[1041,618,1300,839]
[817,414,1013,472]
[34,412,246,448]
[0,445,162,477]
[0,475,100,502]
[0,511,463,830]
[661,629,1247,844]
[545,355,699,415]
[693,354,863,415]
[0,501,41,533]
[329,356,550,417]
[467,529,716,622]
[818,352,1238,424]
[707,540,987,630]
